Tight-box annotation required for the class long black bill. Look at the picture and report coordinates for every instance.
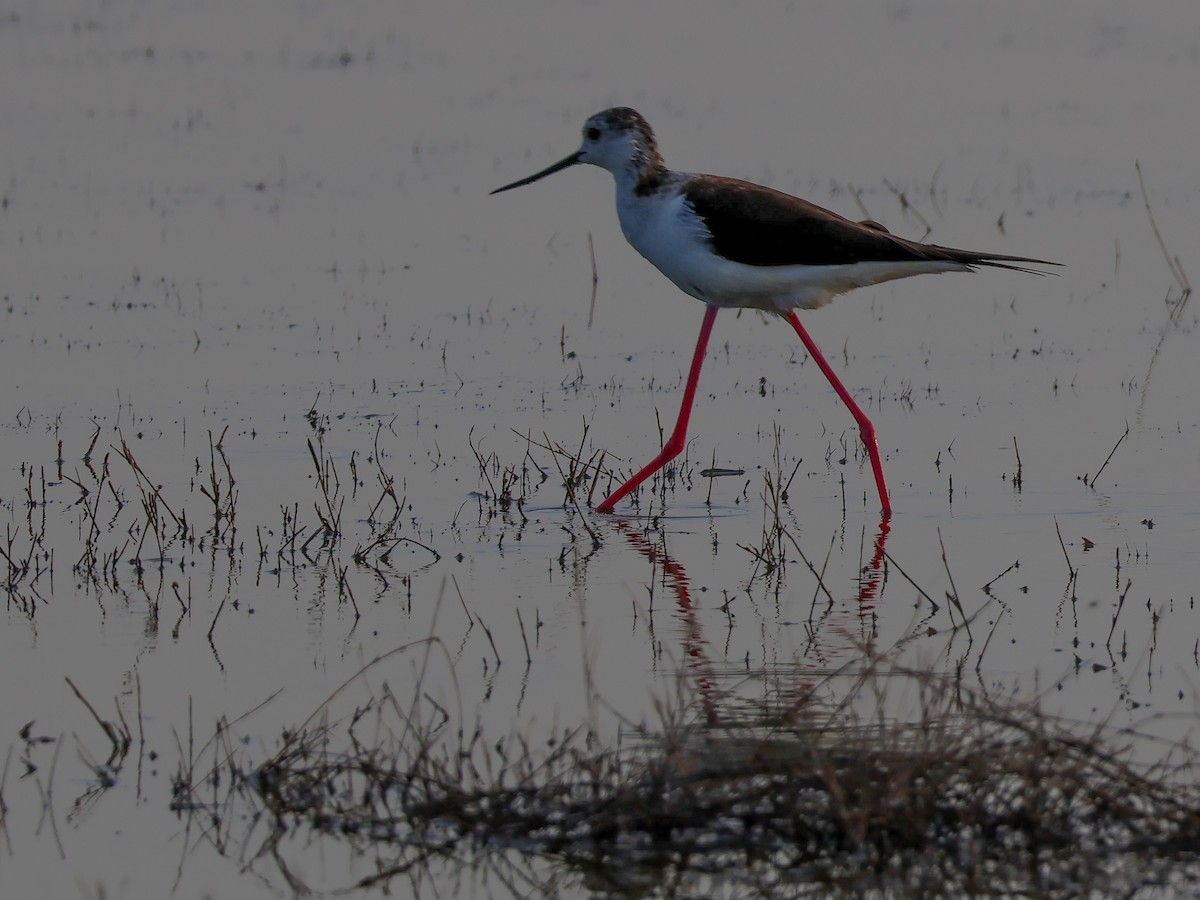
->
[490,151,582,195]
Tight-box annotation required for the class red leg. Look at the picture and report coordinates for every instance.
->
[597,306,718,513]
[786,310,892,515]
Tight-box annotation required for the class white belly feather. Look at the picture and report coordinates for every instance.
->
[615,185,969,311]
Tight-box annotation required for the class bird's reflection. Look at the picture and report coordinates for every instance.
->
[858,513,891,606]
[610,512,892,723]
[613,518,719,724]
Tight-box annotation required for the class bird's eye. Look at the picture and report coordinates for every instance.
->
[585,127,601,142]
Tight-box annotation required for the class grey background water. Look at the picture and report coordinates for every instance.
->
[2,1,1198,896]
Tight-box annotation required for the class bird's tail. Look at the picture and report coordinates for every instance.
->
[935,247,1061,276]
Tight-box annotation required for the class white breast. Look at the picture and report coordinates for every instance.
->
[615,186,715,302]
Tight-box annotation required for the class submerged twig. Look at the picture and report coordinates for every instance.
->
[1054,516,1077,582]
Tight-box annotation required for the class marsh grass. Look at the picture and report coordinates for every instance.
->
[7,387,1198,897]
[176,644,1200,897]
[3,407,434,629]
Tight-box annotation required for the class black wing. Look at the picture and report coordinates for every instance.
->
[684,175,1057,272]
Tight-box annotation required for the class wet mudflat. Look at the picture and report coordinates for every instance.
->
[2,1,1199,897]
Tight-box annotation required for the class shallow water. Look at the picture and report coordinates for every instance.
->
[2,1,1199,896]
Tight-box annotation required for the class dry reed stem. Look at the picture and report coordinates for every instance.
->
[1089,422,1129,489]
[1135,161,1192,296]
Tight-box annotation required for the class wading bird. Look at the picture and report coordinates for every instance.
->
[492,107,1055,515]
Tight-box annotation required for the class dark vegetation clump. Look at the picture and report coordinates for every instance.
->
[176,646,1200,897]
